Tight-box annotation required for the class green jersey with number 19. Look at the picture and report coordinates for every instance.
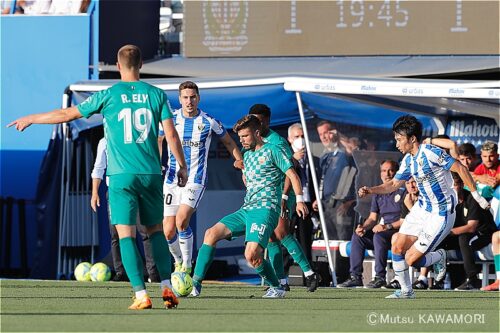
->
[78,81,172,175]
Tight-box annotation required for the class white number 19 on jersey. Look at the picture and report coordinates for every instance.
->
[118,108,153,144]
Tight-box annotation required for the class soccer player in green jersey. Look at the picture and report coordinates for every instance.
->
[248,104,319,292]
[191,115,309,298]
[9,44,188,310]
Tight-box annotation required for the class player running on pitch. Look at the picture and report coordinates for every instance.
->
[247,104,319,291]
[9,45,187,310]
[191,115,308,298]
[161,81,242,274]
[358,115,489,299]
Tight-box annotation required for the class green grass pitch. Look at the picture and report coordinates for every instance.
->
[1,279,498,332]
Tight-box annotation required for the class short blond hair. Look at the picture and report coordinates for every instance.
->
[117,45,142,70]
[481,141,498,153]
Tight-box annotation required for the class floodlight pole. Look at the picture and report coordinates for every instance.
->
[295,91,337,286]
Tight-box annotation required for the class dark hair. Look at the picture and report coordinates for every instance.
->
[380,159,399,171]
[249,104,271,118]
[316,120,333,129]
[457,143,476,157]
[117,45,142,70]
[233,115,262,133]
[179,81,199,96]
[392,115,423,142]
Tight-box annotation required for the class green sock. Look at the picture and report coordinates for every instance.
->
[119,237,145,292]
[267,241,286,280]
[149,231,172,281]
[255,260,280,288]
[494,254,500,273]
[193,244,215,283]
[281,234,312,273]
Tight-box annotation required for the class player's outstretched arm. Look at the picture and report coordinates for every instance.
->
[162,118,188,186]
[284,168,308,218]
[220,132,243,163]
[7,106,82,131]
[451,161,490,209]
[359,178,405,198]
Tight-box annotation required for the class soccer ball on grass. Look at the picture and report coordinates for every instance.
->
[74,262,92,281]
[171,271,193,297]
[90,262,111,282]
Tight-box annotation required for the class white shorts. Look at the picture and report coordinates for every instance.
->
[399,204,455,254]
[163,183,205,216]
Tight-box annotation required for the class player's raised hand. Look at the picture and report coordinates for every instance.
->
[177,166,188,187]
[358,186,371,198]
[296,202,309,218]
[7,116,33,132]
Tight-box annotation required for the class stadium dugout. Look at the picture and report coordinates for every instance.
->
[32,75,499,281]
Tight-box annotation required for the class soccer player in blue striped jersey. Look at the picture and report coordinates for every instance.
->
[161,81,242,274]
[358,115,490,299]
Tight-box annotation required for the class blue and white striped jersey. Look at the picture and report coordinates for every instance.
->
[395,144,457,216]
[164,109,226,186]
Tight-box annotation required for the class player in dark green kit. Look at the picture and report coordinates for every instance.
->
[9,45,188,310]
[248,104,319,292]
[191,115,309,298]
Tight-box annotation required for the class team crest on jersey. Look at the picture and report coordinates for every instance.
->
[394,194,401,203]
[258,156,266,165]
[197,124,205,131]
[417,158,424,167]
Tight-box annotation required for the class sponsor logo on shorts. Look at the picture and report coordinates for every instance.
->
[250,223,267,238]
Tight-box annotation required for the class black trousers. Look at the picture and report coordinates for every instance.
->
[440,232,493,279]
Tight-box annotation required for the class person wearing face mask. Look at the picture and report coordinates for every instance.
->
[284,123,316,281]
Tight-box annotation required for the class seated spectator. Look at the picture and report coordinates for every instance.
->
[16,0,51,14]
[457,143,480,172]
[432,172,497,290]
[481,230,500,291]
[337,160,404,288]
[384,177,419,289]
[48,0,89,14]
[473,141,500,199]
[1,0,12,14]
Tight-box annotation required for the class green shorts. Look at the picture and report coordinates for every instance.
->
[220,207,279,249]
[108,174,163,226]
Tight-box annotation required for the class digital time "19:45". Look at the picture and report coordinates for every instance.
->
[285,0,468,33]
[334,0,467,31]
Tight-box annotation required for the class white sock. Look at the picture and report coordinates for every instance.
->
[160,279,172,290]
[135,289,147,299]
[393,259,412,293]
[496,272,500,280]
[418,275,428,284]
[167,233,183,264]
[179,227,194,268]
[304,270,314,277]
[423,251,443,266]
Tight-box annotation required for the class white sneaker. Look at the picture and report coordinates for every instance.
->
[433,249,447,282]
[262,287,286,298]
[385,289,416,299]
[189,280,202,297]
